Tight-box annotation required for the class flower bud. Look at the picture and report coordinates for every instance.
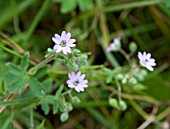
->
[119,100,127,111]
[72,63,79,71]
[109,98,119,109]
[60,112,69,122]
[72,96,81,104]
[128,77,137,85]
[134,73,144,81]
[47,48,53,52]
[116,74,124,80]
[80,54,88,60]
[66,104,73,112]
[73,49,81,57]
[129,42,137,53]
[121,78,127,84]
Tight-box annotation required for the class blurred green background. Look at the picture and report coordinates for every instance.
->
[0,0,170,129]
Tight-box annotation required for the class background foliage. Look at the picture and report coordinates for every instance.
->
[0,0,170,129]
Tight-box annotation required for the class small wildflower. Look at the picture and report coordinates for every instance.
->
[52,31,76,55]
[138,52,156,71]
[67,71,88,92]
[107,37,121,52]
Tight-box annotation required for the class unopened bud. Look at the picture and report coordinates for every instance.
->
[128,77,137,85]
[109,98,119,109]
[73,49,81,57]
[72,96,81,104]
[119,100,127,111]
[60,112,69,122]
[129,42,137,53]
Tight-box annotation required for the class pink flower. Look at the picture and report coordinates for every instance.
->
[138,52,156,71]
[52,31,76,55]
[67,72,88,92]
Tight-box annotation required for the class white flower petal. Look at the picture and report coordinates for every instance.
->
[67,39,76,44]
[68,84,75,88]
[138,52,142,59]
[61,31,67,40]
[62,48,68,55]
[79,74,85,82]
[53,45,62,53]
[52,37,60,44]
[67,80,73,85]
[149,58,155,63]
[65,33,71,41]
[67,43,76,47]
[146,53,151,59]
[146,65,153,71]
[65,46,71,54]
[54,34,61,43]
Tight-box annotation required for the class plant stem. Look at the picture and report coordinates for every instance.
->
[29,55,55,73]
[23,0,51,44]
[102,0,161,13]
[129,100,148,119]
[115,79,121,102]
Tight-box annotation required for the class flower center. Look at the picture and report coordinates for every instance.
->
[73,80,79,86]
[61,40,66,47]
[142,58,149,65]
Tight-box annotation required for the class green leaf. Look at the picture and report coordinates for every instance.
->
[53,102,58,114]
[57,99,64,112]
[55,85,64,99]
[41,103,50,115]
[42,78,52,93]
[4,73,27,93]
[6,63,22,76]
[77,0,94,12]
[33,65,49,79]
[44,95,55,104]
[35,120,45,129]
[4,63,26,93]
[106,74,114,84]
[20,52,30,71]
[144,75,170,101]
[162,0,170,7]
[60,0,77,13]
[28,77,45,97]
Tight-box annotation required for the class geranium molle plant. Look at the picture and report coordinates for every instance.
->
[52,31,76,55]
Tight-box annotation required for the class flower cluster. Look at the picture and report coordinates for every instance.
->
[67,72,88,92]
[52,31,88,93]
[138,52,156,71]
[107,37,121,52]
[52,31,76,55]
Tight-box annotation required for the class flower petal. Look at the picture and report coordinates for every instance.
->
[62,48,68,55]
[67,43,76,47]
[65,32,71,41]
[61,31,67,40]
[67,39,76,44]
[146,65,153,71]
[65,46,71,53]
